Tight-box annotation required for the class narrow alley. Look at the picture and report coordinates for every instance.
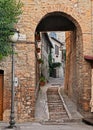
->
[35,77,83,124]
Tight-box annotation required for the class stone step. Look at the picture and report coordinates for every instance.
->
[49,110,67,113]
[50,115,68,118]
[47,95,60,98]
[48,107,64,110]
[41,118,82,125]
[48,101,63,103]
[47,87,69,121]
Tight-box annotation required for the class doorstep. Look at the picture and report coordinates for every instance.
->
[82,118,93,126]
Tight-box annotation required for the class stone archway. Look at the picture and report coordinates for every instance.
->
[36,12,83,109]
[35,11,92,118]
[35,12,76,31]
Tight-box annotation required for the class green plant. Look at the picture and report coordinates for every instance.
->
[48,53,52,67]
[48,52,61,75]
[0,0,23,60]
[39,76,46,86]
[40,76,46,82]
[48,52,53,76]
[52,62,61,68]
[38,58,44,64]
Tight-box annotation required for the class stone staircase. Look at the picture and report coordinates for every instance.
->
[35,77,83,124]
[47,87,69,122]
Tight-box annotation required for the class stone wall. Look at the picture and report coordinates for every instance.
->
[14,43,36,122]
[0,43,36,122]
[65,30,92,117]
[0,0,93,122]
[65,31,78,101]
[19,0,92,56]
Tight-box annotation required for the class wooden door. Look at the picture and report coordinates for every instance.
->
[0,73,3,120]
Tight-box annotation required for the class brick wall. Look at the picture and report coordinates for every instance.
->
[65,31,78,101]
[65,30,92,117]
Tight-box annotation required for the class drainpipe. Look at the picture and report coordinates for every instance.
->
[84,57,93,112]
[90,0,93,112]
[90,69,93,112]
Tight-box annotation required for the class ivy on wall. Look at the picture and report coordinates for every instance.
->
[0,0,23,60]
[48,52,61,76]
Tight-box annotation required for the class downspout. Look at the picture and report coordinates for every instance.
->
[90,68,93,112]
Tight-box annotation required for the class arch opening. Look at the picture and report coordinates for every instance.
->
[35,11,84,120]
[35,12,81,32]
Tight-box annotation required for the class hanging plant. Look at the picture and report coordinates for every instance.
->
[0,0,23,60]
[35,32,41,42]
[38,58,44,64]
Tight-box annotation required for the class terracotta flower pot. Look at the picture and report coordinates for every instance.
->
[36,48,40,53]
[39,81,45,86]
[35,33,41,42]
[38,59,44,64]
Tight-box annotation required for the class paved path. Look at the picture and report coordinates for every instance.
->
[0,122,93,130]
[20,122,93,130]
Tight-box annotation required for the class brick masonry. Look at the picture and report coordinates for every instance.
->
[0,0,93,122]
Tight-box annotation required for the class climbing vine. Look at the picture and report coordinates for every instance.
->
[48,52,61,76]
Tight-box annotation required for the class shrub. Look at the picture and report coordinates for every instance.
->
[0,0,23,60]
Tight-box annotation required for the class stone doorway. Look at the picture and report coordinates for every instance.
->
[0,70,4,120]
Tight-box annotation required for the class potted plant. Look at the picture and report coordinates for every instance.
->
[38,58,44,64]
[35,32,41,42]
[39,76,46,86]
[36,47,40,53]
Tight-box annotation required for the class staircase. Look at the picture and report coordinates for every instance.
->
[35,77,83,124]
[47,87,69,122]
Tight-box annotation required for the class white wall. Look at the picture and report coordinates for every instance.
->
[48,32,66,78]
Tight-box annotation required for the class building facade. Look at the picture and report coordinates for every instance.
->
[49,32,66,78]
[0,0,93,122]
[41,33,53,81]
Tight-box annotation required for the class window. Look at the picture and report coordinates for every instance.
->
[55,45,59,55]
